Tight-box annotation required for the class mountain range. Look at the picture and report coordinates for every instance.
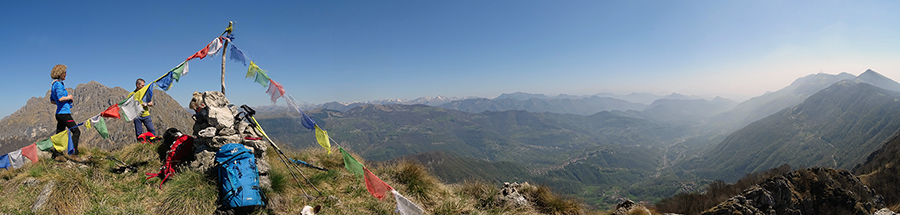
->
[5,69,900,210]
[694,80,900,181]
[0,81,192,154]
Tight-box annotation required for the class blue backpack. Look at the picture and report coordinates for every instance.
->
[215,143,265,208]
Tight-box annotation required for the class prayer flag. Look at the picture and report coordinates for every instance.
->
[22,144,38,163]
[101,104,121,119]
[171,61,189,81]
[9,149,25,169]
[67,130,75,155]
[300,110,316,130]
[247,61,261,78]
[364,167,393,200]
[85,119,91,129]
[156,71,174,91]
[315,125,331,155]
[142,86,154,104]
[341,147,364,177]
[254,69,270,88]
[130,83,152,105]
[266,79,285,104]
[120,95,144,121]
[186,42,210,61]
[207,37,224,57]
[284,95,316,130]
[50,130,68,153]
[392,190,424,215]
[0,154,9,170]
[229,44,248,66]
[90,115,109,139]
[36,137,53,151]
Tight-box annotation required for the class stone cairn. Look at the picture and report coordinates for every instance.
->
[187,91,271,190]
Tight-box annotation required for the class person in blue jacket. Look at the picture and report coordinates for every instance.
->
[50,64,80,158]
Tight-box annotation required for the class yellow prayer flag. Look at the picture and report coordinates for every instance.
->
[50,130,68,153]
[85,119,92,129]
[315,125,331,155]
[133,83,151,102]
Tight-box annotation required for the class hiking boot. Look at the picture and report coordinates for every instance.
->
[53,155,67,162]
[69,155,86,162]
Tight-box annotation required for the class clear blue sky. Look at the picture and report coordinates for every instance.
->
[3,0,900,118]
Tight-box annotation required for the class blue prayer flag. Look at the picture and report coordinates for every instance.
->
[300,110,316,130]
[67,129,75,155]
[156,72,174,91]
[0,154,9,170]
[142,86,154,104]
[230,44,248,66]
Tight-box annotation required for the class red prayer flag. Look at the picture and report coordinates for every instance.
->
[364,167,393,200]
[101,104,121,118]
[186,41,212,61]
[21,143,38,163]
[266,79,285,104]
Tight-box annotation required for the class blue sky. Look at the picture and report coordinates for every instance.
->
[2,1,900,118]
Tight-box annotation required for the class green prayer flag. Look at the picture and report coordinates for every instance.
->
[36,137,53,151]
[171,61,188,81]
[93,117,109,139]
[254,70,270,88]
[341,147,364,177]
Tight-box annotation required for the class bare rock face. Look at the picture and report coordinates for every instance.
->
[189,91,270,191]
[701,167,884,215]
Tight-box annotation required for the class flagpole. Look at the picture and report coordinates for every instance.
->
[221,21,232,95]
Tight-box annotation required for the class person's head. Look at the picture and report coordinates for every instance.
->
[135,78,145,90]
[50,64,67,80]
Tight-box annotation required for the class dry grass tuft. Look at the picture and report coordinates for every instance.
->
[154,170,218,214]
[390,159,443,203]
[522,184,584,215]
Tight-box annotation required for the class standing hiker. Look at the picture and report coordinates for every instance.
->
[129,78,156,141]
[50,64,81,158]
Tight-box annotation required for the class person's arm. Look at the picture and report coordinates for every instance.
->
[53,83,73,102]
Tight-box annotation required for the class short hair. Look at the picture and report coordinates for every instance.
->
[136,78,145,86]
[50,64,67,79]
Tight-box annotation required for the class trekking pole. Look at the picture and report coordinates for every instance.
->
[238,108,312,197]
[249,115,323,196]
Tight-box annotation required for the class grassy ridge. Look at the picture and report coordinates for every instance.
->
[0,143,597,214]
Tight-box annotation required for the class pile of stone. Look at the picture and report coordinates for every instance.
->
[498,182,531,207]
[187,91,271,190]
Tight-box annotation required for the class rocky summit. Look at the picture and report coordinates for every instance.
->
[702,167,884,215]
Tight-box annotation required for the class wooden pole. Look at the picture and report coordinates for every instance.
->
[221,21,232,95]
[221,38,228,95]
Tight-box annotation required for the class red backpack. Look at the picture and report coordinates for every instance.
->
[138,132,160,144]
[146,134,194,188]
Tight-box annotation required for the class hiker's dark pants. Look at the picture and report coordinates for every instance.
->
[134,115,156,138]
[55,114,80,155]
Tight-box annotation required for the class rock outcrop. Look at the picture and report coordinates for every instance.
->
[188,91,270,190]
[497,182,530,207]
[702,167,884,215]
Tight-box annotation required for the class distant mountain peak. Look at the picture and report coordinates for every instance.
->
[855,69,900,92]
